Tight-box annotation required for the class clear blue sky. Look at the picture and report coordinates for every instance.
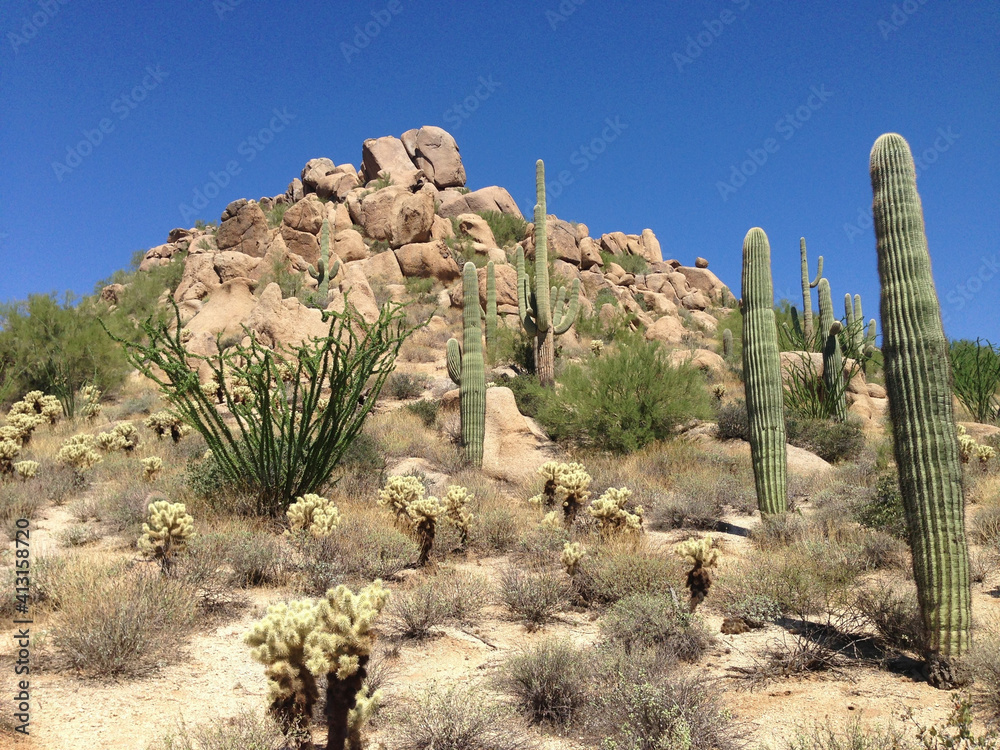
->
[1,1,997,341]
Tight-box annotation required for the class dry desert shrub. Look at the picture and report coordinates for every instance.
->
[147,709,287,750]
[498,562,568,629]
[599,591,714,663]
[498,637,590,726]
[385,570,490,638]
[572,537,684,606]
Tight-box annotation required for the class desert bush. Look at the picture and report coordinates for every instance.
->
[224,529,287,587]
[478,210,527,248]
[600,592,713,662]
[968,623,1000,726]
[785,415,865,463]
[852,472,907,539]
[147,710,287,750]
[52,564,197,676]
[499,637,590,725]
[648,482,724,531]
[531,333,713,453]
[573,544,683,605]
[498,564,567,628]
[973,505,1000,544]
[385,572,489,638]
[471,506,520,553]
[405,399,439,427]
[784,719,912,750]
[715,399,750,441]
[110,298,418,516]
[600,249,648,275]
[383,371,428,400]
[852,582,924,653]
[388,683,535,750]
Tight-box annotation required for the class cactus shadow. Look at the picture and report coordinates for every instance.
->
[713,520,751,537]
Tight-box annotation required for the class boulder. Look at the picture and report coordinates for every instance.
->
[286,177,304,203]
[430,214,454,241]
[333,228,368,263]
[245,282,330,349]
[438,386,560,483]
[214,251,262,283]
[357,250,405,285]
[579,237,603,270]
[316,171,359,201]
[437,186,523,219]
[139,243,178,272]
[361,136,417,184]
[681,291,711,311]
[185,277,258,339]
[280,194,327,263]
[100,283,125,305]
[640,229,663,264]
[337,265,381,324]
[695,257,709,269]
[676,266,727,300]
[400,126,466,189]
[300,158,336,193]
[644,315,686,345]
[395,241,461,282]
[348,186,434,247]
[215,201,269,257]
[688,310,718,334]
[448,262,518,308]
[175,253,222,302]
[455,213,497,247]
[638,290,677,316]
[669,348,726,376]
[579,270,613,300]
[546,217,581,264]
[600,232,629,256]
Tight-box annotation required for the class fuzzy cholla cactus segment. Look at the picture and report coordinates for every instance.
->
[57,434,102,471]
[245,598,320,721]
[377,475,426,518]
[143,411,190,443]
[138,499,195,565]
[13,461,39,480]
[443,485,474,547]
[10,391,62,425]
[977,444,996,466]
[529,461,568,508]
[97,422,141,453]
[305,581,389,680]
[141,456,163,481]
[561,541,587,576]
[675,535,719,568]
[957,426,977,464]
[347,685,382,748]
[558,463,592,503]
[0,440,21,475]
[588,487,643,533]
[79,385,102,421]
[287,494,341,538]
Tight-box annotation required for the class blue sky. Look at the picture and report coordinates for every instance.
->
[1,0,997,341]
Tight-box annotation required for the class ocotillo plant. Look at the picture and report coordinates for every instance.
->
[871,132,970,688]
[818,279,848,422]
[308,218,341,302]
[447,262,487,466]
[482,261,497,357]
[741,228,787,516]
[799,237,823,346]
[516,159,581,387]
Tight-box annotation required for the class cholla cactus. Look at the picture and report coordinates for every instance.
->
[13,460,39,481]
[141,456,163,482]
[346,686,381,750]
[529,461,564,509]
[231,384,254,405]
[144,411,190,443]
[957,426,977,464]
[712,383,727,401]
[540,511,561,529]
[287,494,342,538]
[96,422,141,453]
[305,582,389,750]
[5,413,43,445]
[675,535,719,613]
[57,434,102,472]
[78,385,102,421]
[245,598,320,743]
[561,541,587,576]
[200,377,224,403]
[442,485,474,550]
[377,475,426,519]
[557,463,592,527]
[406,496,444,567]
[0,440,21,475]
[590,339,604,356]
[977,444,996,468]
[10,391,62,425]
[588,487,644,534]
[138,499,195,573]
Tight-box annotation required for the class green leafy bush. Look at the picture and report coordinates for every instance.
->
[852,473,907,539]
[110,299,417,515]
[599,250,648,276]
[785,415,865,463]
[405,399,439,427]
[573,546,682,605]
[384,371,428,400]
[532,333,713,453]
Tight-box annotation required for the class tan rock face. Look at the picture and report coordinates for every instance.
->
[645,315,686,345]
[175,253,222,302]
[215,201,269,257]
[676,266,727,300]
[669,348,726,377]
[315,171,359,201]
[546,217,581,264]
[301,158,336,192]
[400,126,466,189]
[349,186,434,247]
[245,282,330,349]
[356,249,405,285]
[333,228,368,263]
[579,237,603,269]
[437,186,523,219]
[214,251,262,283]
[361,136,417,184]
[394,241,461,282]
[640,229,663,264]
[455,213,497,247]
[448,262,518,308]
[185,277,259,339]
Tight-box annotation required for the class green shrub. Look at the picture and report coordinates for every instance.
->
[599,250,647,276]
[405,399,439,427]
[264,202,288,229]
[110,299,418,515]
[498,564,567,628]
[490,326,534,372]
[573,547,682,605]
[532,333,713,453]
[950,338,1000,423]
[500,638,590,725]
[600,593,713,662]
[504,372,547,419]
[478,210,527,248]
[852,473,907,539]
[404,276,435,297]
[384,371,428,400]
[716,399,750,441]
[785,415,865,463]
[471,506,519,553]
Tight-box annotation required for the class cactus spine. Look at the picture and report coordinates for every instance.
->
[447,262,486,466]
[516,160,581,387]
[308,218,341,302]
[870,132,970,687]
[817,279,848,422]
[741,228,787,516]
[799,237,823,346]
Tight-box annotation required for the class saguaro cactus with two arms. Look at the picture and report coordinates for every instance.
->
[799,237,823,346]
[870,132,970,687]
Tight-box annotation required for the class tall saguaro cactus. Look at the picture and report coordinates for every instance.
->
[870,132,970,687]
[483,261,497,356]
[818,279,848,422]
[308,218,341,302]
[447,262,487,466]
[741,228,787,516]
[799,237,823,346]
[516,160,581,387]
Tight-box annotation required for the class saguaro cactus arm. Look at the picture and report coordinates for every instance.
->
[870,132,970,687]
[516,246,538,336]
[552,279,581,335]
[799,237,823,344]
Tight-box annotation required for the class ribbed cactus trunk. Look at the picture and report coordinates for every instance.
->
[870,132,971,687]
[799,237,823,347]
[485,261,497,356]
[818,279,848,422]
[722,328,733,359]
[741,228,787,516]
[446,262,486,466]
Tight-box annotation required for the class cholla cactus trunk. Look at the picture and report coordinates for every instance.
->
[870,132,971,686]
[799,237,823,346]
[818,280,848,422]
[327,654,368,750]
[741,228,788,516]
[415,518,435,567]
[447,262,486,466]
